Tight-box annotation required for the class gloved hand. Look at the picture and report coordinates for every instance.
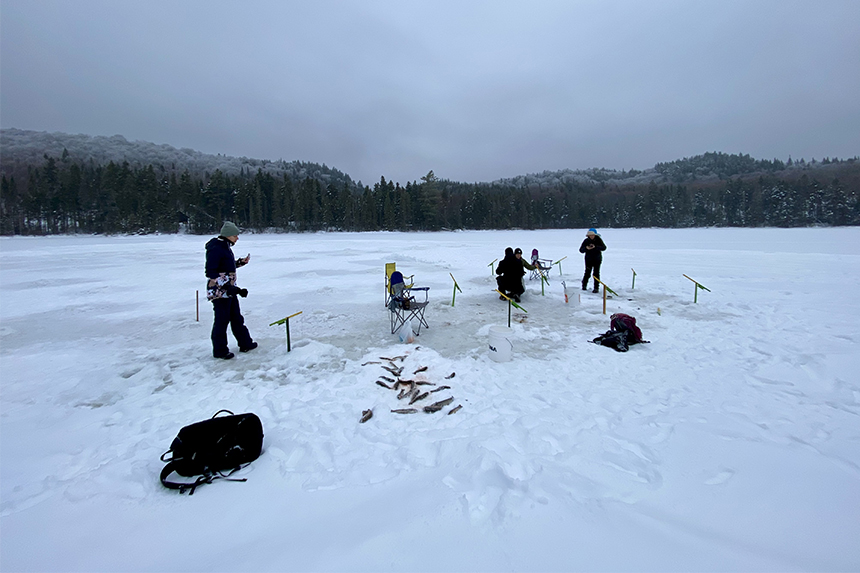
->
[237,288,248,298]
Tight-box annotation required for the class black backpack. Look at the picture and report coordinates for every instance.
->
[160,410,264,494]
[592,313,649,352]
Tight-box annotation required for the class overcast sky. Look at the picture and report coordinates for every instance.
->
[2,1,859,185]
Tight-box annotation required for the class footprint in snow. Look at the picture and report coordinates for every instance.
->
[704,468,735,485]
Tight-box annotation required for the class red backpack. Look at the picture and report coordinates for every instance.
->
[610,313,643,343]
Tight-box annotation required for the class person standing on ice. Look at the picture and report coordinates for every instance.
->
[496,247,532,303]
[205,222,257,359]
[579,228,606,293]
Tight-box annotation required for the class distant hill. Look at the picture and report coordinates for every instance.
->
[491,151,858,190]
[0,128,360,190]
[2,128,856,189]
[1,127,858,235]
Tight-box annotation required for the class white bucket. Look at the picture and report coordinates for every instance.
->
[488,325,514,362]
[564,287,580,306]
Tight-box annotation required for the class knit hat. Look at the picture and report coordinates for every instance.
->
[220,221,241,237]
[514,247,522,255]
[505,247,514,257]
[587,228,597,235]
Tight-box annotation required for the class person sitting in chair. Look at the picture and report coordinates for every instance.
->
[531,248,549,270]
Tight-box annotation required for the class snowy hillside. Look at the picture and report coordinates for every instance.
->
[1,228,859,571]
[0,128,359,188]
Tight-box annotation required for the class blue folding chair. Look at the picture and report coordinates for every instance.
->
[387,271,429,335]
[529,248,552,283]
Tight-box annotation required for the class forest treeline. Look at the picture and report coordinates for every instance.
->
[1,147,859,235]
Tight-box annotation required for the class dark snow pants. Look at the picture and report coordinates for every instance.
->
[211,297,253,357]
[582,260,601,290]
[496,275,524,296]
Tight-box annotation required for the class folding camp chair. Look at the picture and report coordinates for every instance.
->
[387,271,429,336]
[384,263,413,308]
[529,249,553,283]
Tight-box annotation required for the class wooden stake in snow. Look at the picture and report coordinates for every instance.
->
[488,258,498,276]
[553,256,567,276]
[631,268,637,290]
[592,277,619,315]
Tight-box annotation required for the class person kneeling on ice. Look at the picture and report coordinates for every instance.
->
[205,222,257,359]
[496,247,534,303]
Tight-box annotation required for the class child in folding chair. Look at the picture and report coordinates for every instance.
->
[529,248,551,278]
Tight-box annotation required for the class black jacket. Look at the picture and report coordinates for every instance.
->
[205,236,238,278]
[579,235,606,263]
[496,250,525,294]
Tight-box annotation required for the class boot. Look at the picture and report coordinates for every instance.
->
[592,280,600,293]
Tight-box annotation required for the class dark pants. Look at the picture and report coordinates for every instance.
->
[496,275,524,296]
[583,260,601,289]
[211,297,253,357]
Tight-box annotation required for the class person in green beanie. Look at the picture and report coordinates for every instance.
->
[204,221,256,359]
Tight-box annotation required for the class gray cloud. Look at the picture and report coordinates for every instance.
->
[2,0,858,185]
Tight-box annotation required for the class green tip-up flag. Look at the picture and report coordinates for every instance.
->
[450,273,462,306]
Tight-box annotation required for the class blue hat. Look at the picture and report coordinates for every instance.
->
[588,228,597,234]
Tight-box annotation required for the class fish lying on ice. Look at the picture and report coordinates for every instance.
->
[360,409,373,423]
[413,366,428,374]
[448,404,462,415]
[423,397,454,413]
[375,380,392,389]
[382,365,403,376]
[445,372,456,379]
[391,408,418,414]
[430,385,451,393]
[409,391,430,405]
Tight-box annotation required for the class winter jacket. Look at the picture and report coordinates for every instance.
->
[579,235,606,264]
[496,251,526,294]
[205,236,247,301]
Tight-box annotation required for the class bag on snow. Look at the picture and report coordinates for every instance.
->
[591,313,648,352]
[592,330,630,352]
[160,410,263,494]
[610,313,643,343]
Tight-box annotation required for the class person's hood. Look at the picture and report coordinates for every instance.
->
[206,236,230,251]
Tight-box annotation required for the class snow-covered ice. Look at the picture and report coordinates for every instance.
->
[1,228,859,571]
